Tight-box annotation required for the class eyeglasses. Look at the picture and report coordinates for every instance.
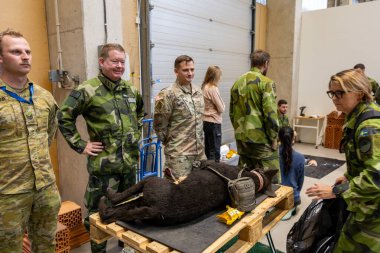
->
[326,90,347,99]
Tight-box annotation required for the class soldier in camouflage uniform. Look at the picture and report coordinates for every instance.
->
[58,43,144,253]
[306,69,380,252]
[354,63,379,96]
[230,50,280,183]
[153,55,206,179]
[278,99,290,128]
[0,29,61,252]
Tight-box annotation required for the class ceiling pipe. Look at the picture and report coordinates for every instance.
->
[103,0,108,43]
[54,0,63,70]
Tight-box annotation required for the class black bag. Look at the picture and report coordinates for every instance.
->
[207,167,256,212]
[286,198,348,253]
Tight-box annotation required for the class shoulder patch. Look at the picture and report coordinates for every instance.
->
[69,90,81,99]
[358,137,372,154]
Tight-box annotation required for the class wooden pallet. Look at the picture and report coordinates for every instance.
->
[90,185,293,253]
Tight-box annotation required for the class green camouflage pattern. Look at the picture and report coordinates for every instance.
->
[58,73,144,176]
[0,183,61,253]
[368,76,379,95]
[153,81,206,176]
[236,140,280,183]
[369,76,380,105]
[230,67,279,181]
[58,73,143,253]
[278,112,290,128]
[0,80,58,194]
[83,173,134,253]
[229,67,279,144]
[335,102,380,252]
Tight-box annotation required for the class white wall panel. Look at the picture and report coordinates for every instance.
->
[151,0,252,144]
[297,1,380,117]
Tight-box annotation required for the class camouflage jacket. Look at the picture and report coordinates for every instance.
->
[230,67,279,144]
[0,80,58,194]
[278,111,290,128]
[368,76,379,95]
[58,73,144,175]
[341,102,380,223]
[153,81,205,156]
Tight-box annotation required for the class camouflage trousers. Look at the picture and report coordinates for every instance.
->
[236,140,280,183]
[164,154,206,179]
[0,183,61,253]
[333,213,380,253]
[83,172,135,253]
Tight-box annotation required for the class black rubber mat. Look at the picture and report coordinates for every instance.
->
[116,184,280,253]
[304,155,345,179]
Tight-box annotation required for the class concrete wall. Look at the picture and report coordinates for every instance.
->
[297,1,380,116]
[0,0,59,184]
[82,0,125,79]
[46,0,87,214]
[266,0,302,119]
[122,0,141,89]
[255,3,267,51]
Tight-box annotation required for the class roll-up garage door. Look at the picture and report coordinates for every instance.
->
[150,0,252,144]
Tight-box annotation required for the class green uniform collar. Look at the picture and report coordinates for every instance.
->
[251,67,262,74]
[345,102,370,130]
[98,72,122,91]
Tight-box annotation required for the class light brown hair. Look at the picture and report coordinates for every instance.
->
[0,29,25,55]
[99,43,125,59]
[174,55,194,69]
[201,65,222,89]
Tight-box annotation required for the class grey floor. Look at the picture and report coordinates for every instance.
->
[71,143,346,253]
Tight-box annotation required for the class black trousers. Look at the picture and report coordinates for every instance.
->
[203,121,222,162]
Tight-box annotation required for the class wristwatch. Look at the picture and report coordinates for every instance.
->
[332,182,349,198]
[332,185,341,197]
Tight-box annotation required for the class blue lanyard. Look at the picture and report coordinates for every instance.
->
[0,83,34,104]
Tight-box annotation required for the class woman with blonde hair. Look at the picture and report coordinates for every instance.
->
[306,69,380,252]
[202,66,225,162]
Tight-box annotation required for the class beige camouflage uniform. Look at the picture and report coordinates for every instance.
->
[153,81,206,178]
[0,80,61,253]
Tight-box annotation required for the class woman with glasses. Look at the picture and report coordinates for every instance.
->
[306,69,380,253]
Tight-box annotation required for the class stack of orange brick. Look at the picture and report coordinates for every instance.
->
[55,222,71,253]
[325,111,345,149]
[23,221,70,253]
[58,201,90,250]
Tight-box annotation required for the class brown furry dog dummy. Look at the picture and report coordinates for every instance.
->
[99,160,278,226]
